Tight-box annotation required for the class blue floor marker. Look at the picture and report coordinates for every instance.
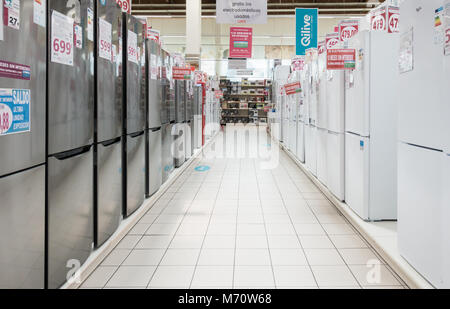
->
[194,165,210,172]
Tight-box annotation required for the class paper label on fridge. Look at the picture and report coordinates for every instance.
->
[150,54,157,80]
[0,88,31,136]
[87,8,93,41]
[434,6,445,45]
[445,2,450,56]
[5,0,20,30]
[399,28,413,74]
[74,24,82,49]
[99,18,112,61]
[33,0,46,28]
[51,11,74,67]
[127,30,138,64]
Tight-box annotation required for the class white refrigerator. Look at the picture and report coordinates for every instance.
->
[344,30,399,221]
[397,0,447,288]
[317,49,328,186]
[288,76,298,153]
[275,65,290,144]
[305,50,318,177]
[295,71,306,163]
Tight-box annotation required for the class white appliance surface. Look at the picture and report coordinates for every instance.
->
[297,121,305,163]
[444,153,450,288]
[305,124,317,176]
[327,131,345,201]
[316,128,327,186]
[397,0,445,150]
[345,31,370,137]
[317,53,328,129]
[398,142,443,288]
[326,70,345,134]
[345,133,370,219]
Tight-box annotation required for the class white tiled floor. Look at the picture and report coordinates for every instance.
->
[80,125,407,289]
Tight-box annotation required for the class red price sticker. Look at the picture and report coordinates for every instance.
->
[115,0,131,14]
[51,11,74,66]
[0,107,13,134]
[99,18,113,61]
[388,7,400,33]
[339,20,359,42]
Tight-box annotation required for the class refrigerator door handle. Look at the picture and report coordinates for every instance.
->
[151,127,162,132]
[53,145,92,161]
[130,131,145,138]
[101,137,122,147]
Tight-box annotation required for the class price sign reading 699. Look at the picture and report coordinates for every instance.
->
[51,11,74,66]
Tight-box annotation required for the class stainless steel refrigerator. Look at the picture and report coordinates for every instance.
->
[161,50,174,183]
[94,0,123,247]
[185,80,194,159]
[0,1,46,289]
[47,0,94,289]
[193,85,203,149]
[174,79,186,167]
[145,39,162,197]
[122,13,146,217]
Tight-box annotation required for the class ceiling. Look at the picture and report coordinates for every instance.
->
[131,0,386,17]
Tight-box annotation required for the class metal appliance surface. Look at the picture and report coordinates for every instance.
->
[162,123,174,183]
[175,80,186,123]
[95,0,123,248]
[47,0,95,289]
[0,0,46,289]
[147,129,162,196]
[125,133,145,216]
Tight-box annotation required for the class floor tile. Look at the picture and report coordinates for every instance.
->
[338,248,383,265]
[203,235,236,249]
[294,224,326,236]
[304,249,345,266]
[81,266,118,288]
[106,266,156,288]
[135,235,173,249]
[191,266,233,287]
[146,223,179,235]
[322,224,356,235]
[267,235,302,249]
[299,236,334,249]
[236,235,268,248]
[329,235,368,249]
[148,266,195,288]
[122,249,165,266]
[273,266,317,287]
[116,235,141,249]
[160,249,200,266]
[234,266,275,287]
[270,249,308,266]
[197,249,235,266]
[235,249,271,265]
[311,266,359,288]
[170,235,204,249]
[101,249,131,266]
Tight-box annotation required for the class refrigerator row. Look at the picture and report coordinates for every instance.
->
[271,0,450,288]
[0,0,205,289]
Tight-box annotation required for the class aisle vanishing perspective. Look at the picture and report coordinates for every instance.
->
[79,125,406,289]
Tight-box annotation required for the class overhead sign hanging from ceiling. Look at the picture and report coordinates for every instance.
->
[295,8,318,56]
[115,0,131,14]
[229,27,253,58]
[216,0,267,24]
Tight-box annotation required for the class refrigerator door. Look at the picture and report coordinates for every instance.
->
[398,142,443,287]
[147,39,162,129]
[317,52,328,129]
[48,0,94,155]
[345,31,370,137]
[96,138,122,247]
[443,153,450,288]
[160,50,170,124]
[97,0,122,142]
[194,115,203,149]
[296,121,305,163]
[345,133,370,220]
[125,15,145,134]
[175,80,186,123]
[305,124,317,176]
[327,131,345,201]
[147,128,162,197]
[289,96,297,152]
[185,122,192,159]
[48,147,93,289]
[316,127,327,186]
[173,123,186,167]
[161,123,174,183]
[398,0,445,150]
[326,71,345,134]
[125,132,145,217]
[0,166,45,289]
[0,2,46,176]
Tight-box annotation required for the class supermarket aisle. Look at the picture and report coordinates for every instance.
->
[80,125,406,289]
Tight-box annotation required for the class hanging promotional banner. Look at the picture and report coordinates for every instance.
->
[388,6,400,33]
[339,20,359,42]
[194,71,204,85]
[229,27,253,58]
[325,33,339,50]
[216,0,267,24]
[284,82,301,95]
[173,67,192,80]
[371,6,387,31]
[327,49,356,70]
[147,28,160,44]
[318,40,326,54]
[295,8,318,56]
[291,56,305,72]
[115,0,131,14]
[0,88,31,135]
[51,11,74,67]
[214,90,223,99]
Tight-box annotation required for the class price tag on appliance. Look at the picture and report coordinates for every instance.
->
[339,20,359,42]
[87,8,94,41]
[326,33,340,50]
[371,7,387,31]
[127,30,138,64]
[0,88,31,135]
[99,18,112,61]
[150,54,157,80]
[33,0,46,28]
[74,24,83,49]
[388,7,399,33]
[51,10,74,67]
[115,0,131,14]
[5,0,20,30]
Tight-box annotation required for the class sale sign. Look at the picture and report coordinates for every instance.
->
[214,90,223,99]
[229,27,252,58]
[115,0,131,14]
[0,88,31,135]
[326,33,340,50]
[284,82,301,95]
[371,6,387,31]
[127,30,138,64]
[99,18,112,61]
[339,20,359,42]
[194,71,206,85]
[387,6,400,33]
[51,10,74,67]
[148,28,160,44]
[172,67,192,80]
[291,56,305,72]
[318,40,326,54]
[327,49,356,70]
